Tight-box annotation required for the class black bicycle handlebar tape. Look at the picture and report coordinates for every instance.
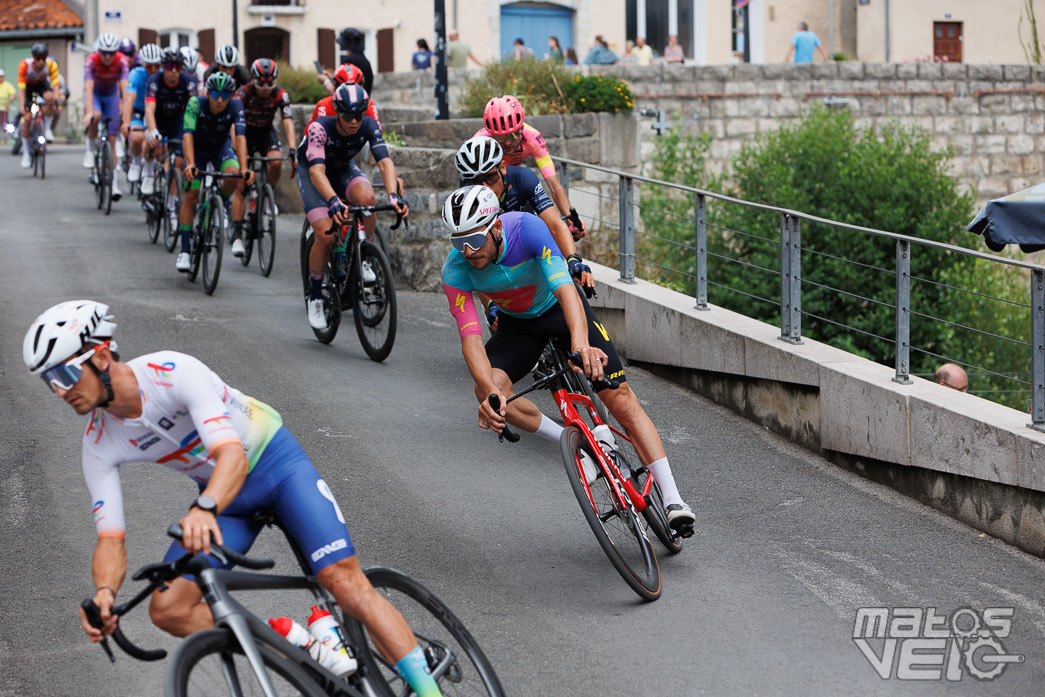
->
[567,351,619,390]
[112,626,167,661]
[166,523,276,570]
[487,395,520,443]
[81,599,115,663]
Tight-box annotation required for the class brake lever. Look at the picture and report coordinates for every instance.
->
[488,394,520,443]
[81,599,116,663]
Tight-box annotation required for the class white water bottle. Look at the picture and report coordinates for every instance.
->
[268,616,357,677]
[591,424,618,454]
[307,605,357,675]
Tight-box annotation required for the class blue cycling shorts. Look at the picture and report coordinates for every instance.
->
[92,91,121,136]
[162,427,356,575]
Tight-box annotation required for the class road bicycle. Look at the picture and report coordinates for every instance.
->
[299,204,402,361]
[185,169,239,295]
[142,137,183,247]
[82,518,504,697]
[25,97,49,179]
[239,154,288,277]
[88,114,117,215]
[492,341,683,601]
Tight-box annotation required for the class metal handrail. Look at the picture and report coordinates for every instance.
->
[553,155,1045,431]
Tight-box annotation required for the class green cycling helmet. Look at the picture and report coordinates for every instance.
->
[205,71,236,94]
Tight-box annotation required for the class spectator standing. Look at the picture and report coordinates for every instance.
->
[584,35,618,65]
[785,21,832,63]
[338,27,374,94]
[634,36,654,66]
[564,47,578,65]
[446,29,483,68]
[412,39,433,70]
[0,69,15,143]
[513,38,536,61]
[546,36,563,63]
[934,364,969,392]
[619,40,637,64]
[664,34,684,64]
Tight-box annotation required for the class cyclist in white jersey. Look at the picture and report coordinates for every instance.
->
[23,300,445,696]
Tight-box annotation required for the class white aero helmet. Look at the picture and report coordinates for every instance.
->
[441,185,500,235]
[96,33,120,53]
[454,136,503,180]
[214,44,240,67]
[138,43,163,65]
[23,300,117,376]
[179,46,199,72]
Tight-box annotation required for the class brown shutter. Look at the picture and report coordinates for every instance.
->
[317,28,336,70]
[376,28,393,73]
[139,28,158,47]
[197,29,215,64]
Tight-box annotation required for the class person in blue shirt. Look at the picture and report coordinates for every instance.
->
[411,39,432,71]
[785,21,832,63]
[121,43,162,186]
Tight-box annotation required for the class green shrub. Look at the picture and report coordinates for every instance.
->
[277,62,329,104]
[459,59,574,117]
[562,74,634,113]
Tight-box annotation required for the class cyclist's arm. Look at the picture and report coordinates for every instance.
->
[47,59,60,91]
[181,97,199,171]
[144,98,157,132]
[279,90,296,151]
[83,79,95,119]
[121,88,135,132]
[82,536,125,640]
[553,282,605,381]
[16,84,25,113]
[304,121,338,201]
[182,132,195,170]
[376,158,406,213]
[541,173,573,219]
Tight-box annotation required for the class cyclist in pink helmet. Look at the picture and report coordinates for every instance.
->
[475,94,587,239]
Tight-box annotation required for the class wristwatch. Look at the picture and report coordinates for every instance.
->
[567,253,583,263]
[191,495,218,515]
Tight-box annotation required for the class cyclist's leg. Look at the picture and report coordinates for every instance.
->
[479,315,553,434]
[298,162,338,297]
[39,89,56,136]
[263,127,283,185]
[344,163,376,241]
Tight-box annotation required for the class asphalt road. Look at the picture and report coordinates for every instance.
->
[1,146,1044,696]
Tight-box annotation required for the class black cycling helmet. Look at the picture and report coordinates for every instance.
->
[31,43,48,58]
[205,71,236,94]
[332,83,369,116]
[161,47,184,66]
[250,58,278,83]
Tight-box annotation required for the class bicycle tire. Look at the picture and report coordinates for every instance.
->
[165,628,327,697]
[202,194,224,295]
[256,184,276,277]
[93,153,104,210]
[631,467,683,554]
[146,195,161,244]
[350,241,397,362]
[299,219,312,297]
[345,566,505,697]
[560,426,661,601]
[302,232,342,343]
[188,218,203,283]
[240,195,255,267]
[100,144,113,216]
[163,168,184,253]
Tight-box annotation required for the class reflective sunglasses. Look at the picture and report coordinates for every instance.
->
[339,110,366,123]
[450,218,497,253]
[255,78,276,87]
[100,51,116,58]
[41,342,108,392]
[466,169,501,187]
[491,131,521,145]
[163,62,181,71]
[210,90,232,100]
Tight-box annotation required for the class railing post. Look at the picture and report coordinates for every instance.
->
[618,175,635,283]
[1030,269,1045,430]
[560,160,569,198]
[893,240,912,384]
[695,193,708,310]
[778,214,802,344]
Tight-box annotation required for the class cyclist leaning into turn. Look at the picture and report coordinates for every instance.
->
[175,71,252,273]
[143,48,197,197]
[22,300,445,697]
[440,185,696,536]
[230,58,297,258]
[16,42,61,168]
[297,83,408,331]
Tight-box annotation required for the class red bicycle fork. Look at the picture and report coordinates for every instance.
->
[553,386,649,513]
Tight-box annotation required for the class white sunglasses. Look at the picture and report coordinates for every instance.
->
[450,218,497,253]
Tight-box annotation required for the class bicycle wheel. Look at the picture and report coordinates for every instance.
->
[240,194,255,266]
[301,232,342,344]
[299,219,312,297]
[188,219,203,283]
[256,184,277,277]
[166,628,326,697]
[202,194,225,295]
[560,426,661,601]
[99,144,113,216]
[350,241,397,362]
[630,466,683,554]
[345,566,505,697]
[163,168,183,253]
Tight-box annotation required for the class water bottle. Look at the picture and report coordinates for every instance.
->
[332,244,348,281]
[307,606,357,674]
[249,189,257,214]
[591,424,618,454]
[267,617,357,677]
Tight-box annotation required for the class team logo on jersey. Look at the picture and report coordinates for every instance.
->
[593,321,610,341]
[147,361,176,379]
[454,293,467,313]
[542,247,553,264]
[157,430,206,466]
[85,410,105,444]
[158,417,175,430]
[92,500,105,524]
[203,415,233,427]
[131,435,161,451]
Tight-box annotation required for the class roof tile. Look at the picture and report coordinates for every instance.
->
[0,0,83,32]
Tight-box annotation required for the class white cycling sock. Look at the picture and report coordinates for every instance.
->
[42,115,53,130]
[533,413,564,444]
[646,457,683,507]
[85,138,94,153]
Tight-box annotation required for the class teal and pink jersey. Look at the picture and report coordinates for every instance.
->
[441,211,572,338]
[82,351,283,538]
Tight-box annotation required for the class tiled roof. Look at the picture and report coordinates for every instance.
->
[0,0,83,32]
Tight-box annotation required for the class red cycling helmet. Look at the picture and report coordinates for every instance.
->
[332,63,365,87]
[251,58,278,83]
[483,95,525,136]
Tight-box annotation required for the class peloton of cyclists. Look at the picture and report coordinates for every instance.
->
[82,33,129,200]
[175,71,252,273]
[308,63,381,128]
[122,43,162,187]
[203,45,252,92]
[143,48,197,197]
[229,58,297,258]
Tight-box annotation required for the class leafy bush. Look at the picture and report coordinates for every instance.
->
[277,62,329,104]
[458,60,633,116]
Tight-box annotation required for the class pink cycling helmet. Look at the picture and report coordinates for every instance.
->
[483,95,525,136]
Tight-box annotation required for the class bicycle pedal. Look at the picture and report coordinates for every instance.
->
[672,522,695,539]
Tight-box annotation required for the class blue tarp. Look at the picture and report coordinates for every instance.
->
[968,182,1045,253]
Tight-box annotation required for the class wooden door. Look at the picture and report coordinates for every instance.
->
[376,28,393,73]
[933,22,962,62]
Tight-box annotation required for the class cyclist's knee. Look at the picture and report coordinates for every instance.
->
[349,185,375,207]
[148,580,201,634]
[316,557,374,617]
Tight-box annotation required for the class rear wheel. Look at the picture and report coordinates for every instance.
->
[202,195,225,295]
[350,241,397,362]
[240,191,255,266]
[146,193,161,243]
[99,143,113,215]
[163,167,184,253]
[560,426,661,601]
[345,567,505,697]
[256,184,276,277]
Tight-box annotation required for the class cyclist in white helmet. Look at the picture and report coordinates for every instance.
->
[203,44,250,92]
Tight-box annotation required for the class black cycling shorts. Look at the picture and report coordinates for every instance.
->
[486,284,626,388]
[245,126,281,156]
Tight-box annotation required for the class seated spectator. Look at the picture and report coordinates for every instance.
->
[934,364,969,392]
[634,37,654,66]
[619,40,637,64]
[584,35,618,65]
[412,39,432,71]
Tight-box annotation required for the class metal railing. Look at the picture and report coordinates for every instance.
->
[554,155,1045,431]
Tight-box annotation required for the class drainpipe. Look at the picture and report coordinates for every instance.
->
[828,0,834,57]
[884,0,890,62]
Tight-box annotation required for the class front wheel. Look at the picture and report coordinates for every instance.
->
[301,231,342,344]
[561,426,661,601]
[165,628,326,697]
[256,184,277,277]
[345,566,505,697]
[163,167,183,253]
[350,241,397,362]
[99,144,113,216]
[202,194,224,295]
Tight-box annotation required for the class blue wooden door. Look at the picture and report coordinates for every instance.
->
[500,3,574,60]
